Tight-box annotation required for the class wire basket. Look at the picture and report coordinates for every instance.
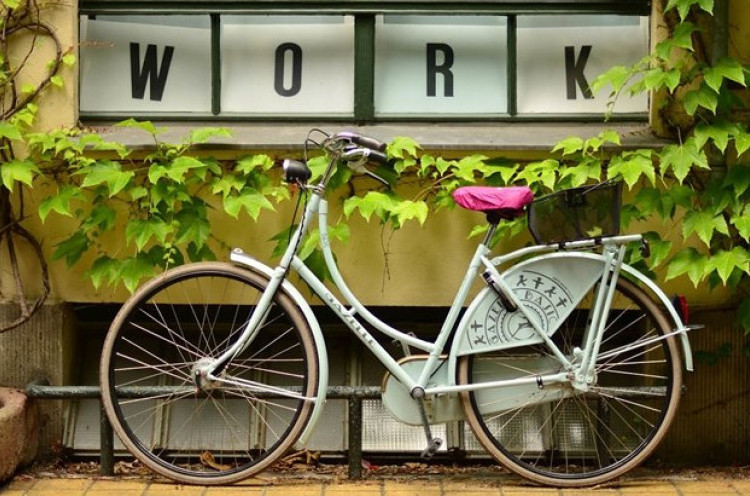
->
[527,180,623,244]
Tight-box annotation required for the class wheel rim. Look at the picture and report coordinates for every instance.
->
[460,279,681,484]
[101,264,316,482]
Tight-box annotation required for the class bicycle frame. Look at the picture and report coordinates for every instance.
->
[213,150,694,427]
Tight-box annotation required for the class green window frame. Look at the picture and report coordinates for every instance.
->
[78,0,651,122]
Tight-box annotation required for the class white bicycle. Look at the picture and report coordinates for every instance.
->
[99,130,696,487]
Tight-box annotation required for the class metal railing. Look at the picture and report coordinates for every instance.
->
[24,382,380,479]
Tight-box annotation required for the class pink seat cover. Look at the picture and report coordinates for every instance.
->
[453,186,534,213]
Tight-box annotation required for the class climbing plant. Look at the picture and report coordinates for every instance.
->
[0,0,70,331]
[4,0,750,347]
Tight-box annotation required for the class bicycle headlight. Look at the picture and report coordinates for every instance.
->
[282,159,312,185]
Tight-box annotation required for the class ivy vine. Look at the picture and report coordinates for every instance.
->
[1,0,750,344]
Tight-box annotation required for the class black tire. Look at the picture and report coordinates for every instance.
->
[458,278,682,486]
[100,262,319,485]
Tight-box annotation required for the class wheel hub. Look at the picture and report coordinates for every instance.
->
[192,357,220,390]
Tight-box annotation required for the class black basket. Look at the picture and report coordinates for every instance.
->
[527,180,623,244]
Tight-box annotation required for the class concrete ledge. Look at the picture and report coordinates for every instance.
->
[90,122,668,155]
[0,388,38,484]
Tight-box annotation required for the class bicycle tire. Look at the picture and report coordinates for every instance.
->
[100,262,319,485]
[457,278,682,486]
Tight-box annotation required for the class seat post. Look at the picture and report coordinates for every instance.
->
[481,221,498,246]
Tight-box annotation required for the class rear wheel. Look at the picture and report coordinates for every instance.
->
[100,262,319,485]
[458,278,682,486]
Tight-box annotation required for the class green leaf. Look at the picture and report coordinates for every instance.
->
[682,210,729,247]
[85,256,120,289]
[468,224,488,239]
[225,190,275,220]
[735,129,750,157]
[79,161,133,196]
[237,154,274,174]
[454,155,489,182]
[327,222,351,244]
[164,155,208,182]
[175,207,210,248]
[120,256,157,293]
[643,231,673,267]
[188,127,232,144]
[82,205,116,233]
[666,247,707,286]
[62,53,76,66]
[666,0,714,20]
[50,75,64,87]
[706,247,750,285]
[655,22,696,60]
[126,218,171,251]
[608,150,655,188]
[590,65,631,96]
[704,57,746,92]
[693,121,732,153]
[516,159,559,190]
[658,139,709,183]
[212,174,246,198]
[722,164,750,198]
[38,185,85,222]
[552,136,585,156]
[306,155,329,182]
[51,231,89,267]
[683,84,718,115]
[731,209,750,242]
[343,192,396,222]
[391,200,429,225]
[387,136,421,159]
[559,159,602,187]
[2,0,20,9]
[1,159,39,191]
[0,121,22,140]
[116,118,160,136]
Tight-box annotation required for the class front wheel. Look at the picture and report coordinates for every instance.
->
[100,262,319,485]
[458,278,682,487]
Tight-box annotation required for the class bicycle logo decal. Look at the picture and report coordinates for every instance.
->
[467,270,574,352]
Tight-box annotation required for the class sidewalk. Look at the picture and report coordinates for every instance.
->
[3,468,750,496]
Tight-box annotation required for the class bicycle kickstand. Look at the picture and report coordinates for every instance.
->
[416,397,443,459]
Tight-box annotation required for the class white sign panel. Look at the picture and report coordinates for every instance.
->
[221,17,355,115]
[375,16,507,116]
[517,16,649,114]
[79,18,212,113]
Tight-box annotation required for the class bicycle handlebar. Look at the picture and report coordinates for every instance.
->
[334,131,388,153]
[322,132,391,187]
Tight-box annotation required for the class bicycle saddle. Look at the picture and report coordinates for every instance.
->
[453,186,534,223]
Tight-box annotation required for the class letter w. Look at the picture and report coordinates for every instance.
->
[130,43,174,101]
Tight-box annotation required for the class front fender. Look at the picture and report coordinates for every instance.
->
[448,252,693,383]
[230,248,328,446]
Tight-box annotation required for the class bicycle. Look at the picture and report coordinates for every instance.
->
[99,130,696,487]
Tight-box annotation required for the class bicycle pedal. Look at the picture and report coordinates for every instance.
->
[420,438,443,460]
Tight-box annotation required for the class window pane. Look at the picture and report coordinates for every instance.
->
[221,15,355,115]
[516,15,649,114]
[374,15,508,116]
[79,15,212,113]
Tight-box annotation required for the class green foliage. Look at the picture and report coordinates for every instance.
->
[578,0,750,334]
[26,123,291,290]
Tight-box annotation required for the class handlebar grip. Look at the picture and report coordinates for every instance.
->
[349,134,387,152]
[367,149,389,165]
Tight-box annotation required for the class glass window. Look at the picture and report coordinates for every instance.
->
[77,2,651,121]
